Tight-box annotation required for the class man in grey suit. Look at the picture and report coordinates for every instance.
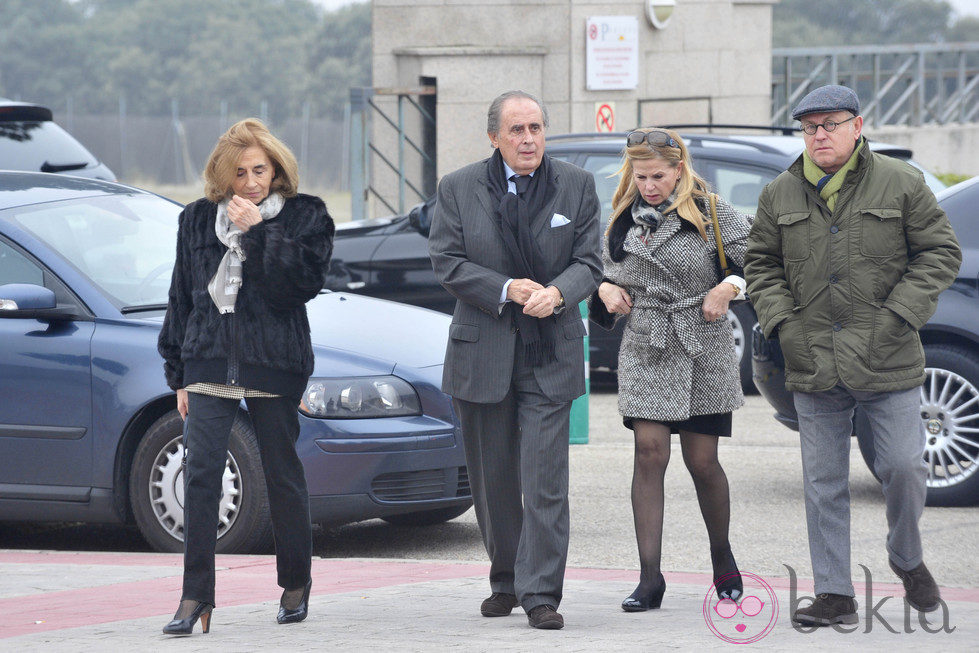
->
[429,90,601,630]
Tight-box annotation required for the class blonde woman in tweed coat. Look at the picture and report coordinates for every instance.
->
[593,128,752,613]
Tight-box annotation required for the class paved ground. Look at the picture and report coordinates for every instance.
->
[2,394,977,650]
[1,551,977,651]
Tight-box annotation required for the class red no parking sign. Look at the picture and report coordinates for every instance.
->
[595,103,615,132]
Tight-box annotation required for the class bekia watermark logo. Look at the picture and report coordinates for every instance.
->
[703,571,779,643]
[786,565,956,635]
[702,565,956,643]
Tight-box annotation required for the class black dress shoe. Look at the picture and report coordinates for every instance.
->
[621,572,666,612]
[480,592,519,617]
[162,600,213,635]
[711,545,743,601]
[277,579,312,624]
[527,604,564,630]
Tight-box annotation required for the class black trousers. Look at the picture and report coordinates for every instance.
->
[181,392,312,605]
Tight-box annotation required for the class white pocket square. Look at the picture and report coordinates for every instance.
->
[550,213,571,227]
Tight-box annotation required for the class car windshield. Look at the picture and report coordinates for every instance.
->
[0,120,98,171]
[6,194,179,307]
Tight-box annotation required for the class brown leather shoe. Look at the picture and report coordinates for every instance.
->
[480,592,518,617]
[527,604,564,630]
[890,559,941,612]
[792,593,858,626]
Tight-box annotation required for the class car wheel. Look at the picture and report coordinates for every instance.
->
[129,410,274,553]
[855,344,979,507]
[380,504,472,527]
[729,302,757,394]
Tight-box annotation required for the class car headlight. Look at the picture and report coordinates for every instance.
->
[299,375,422,418]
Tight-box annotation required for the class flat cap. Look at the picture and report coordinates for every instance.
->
[791,84,860,120]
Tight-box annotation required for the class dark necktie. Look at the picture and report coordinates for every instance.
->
[511,174,531,196]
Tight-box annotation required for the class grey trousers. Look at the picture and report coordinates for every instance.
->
[793,385,927,597]
[453,355,572,612]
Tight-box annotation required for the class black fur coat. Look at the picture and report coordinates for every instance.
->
[158,193,335,397]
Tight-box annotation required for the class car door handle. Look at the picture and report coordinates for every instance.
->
[346,281,366,290]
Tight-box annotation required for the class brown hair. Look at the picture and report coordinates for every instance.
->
[203,118,299,202]
[608,128,711,241]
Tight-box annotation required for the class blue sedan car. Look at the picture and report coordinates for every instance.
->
[0,172,471,553]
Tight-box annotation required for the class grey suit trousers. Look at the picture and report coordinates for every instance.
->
[454,346,572,612]
[793,385,926,597]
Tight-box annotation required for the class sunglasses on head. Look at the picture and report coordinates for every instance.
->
[626,130,679,149]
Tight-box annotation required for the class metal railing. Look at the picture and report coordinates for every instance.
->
[349,84,437,220]
[772,43,979,127]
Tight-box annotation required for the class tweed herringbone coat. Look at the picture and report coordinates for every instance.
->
[602,195,752,422]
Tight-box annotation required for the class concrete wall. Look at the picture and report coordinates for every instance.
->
[865,124,979,177]
[373,0,778,181]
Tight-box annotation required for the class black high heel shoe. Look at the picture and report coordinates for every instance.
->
[621,572,666,612]
[711,545,743,601]
[277,579,312,624]
[162,600,213,635]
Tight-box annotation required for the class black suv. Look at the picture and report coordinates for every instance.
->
[326,129,944,391]
[0,99,115,180]
[751,176,979,507]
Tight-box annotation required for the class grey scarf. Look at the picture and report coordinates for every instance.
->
[208,192,285,314]
[631,191,677,239]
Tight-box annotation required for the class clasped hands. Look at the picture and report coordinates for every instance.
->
[227,195,263,232]
[508,279,563,318]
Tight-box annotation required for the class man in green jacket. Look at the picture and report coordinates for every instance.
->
[745,85,961,627]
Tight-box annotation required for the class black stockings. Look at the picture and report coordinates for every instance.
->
[630,421,732,591]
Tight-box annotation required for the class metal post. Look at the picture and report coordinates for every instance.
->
[873,53,881,126]
[398,94,406,214]
[829,54,838,85]
[118,95,127,180]
[958,51,967,124]
[171,98,181,183]
[300,101,310,178]
[260,100,268,125]
[349,87,371,221]
[917,51,926,126]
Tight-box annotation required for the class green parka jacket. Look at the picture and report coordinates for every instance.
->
[744,139,961,393]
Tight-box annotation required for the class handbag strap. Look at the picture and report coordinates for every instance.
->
[709,193,731,278]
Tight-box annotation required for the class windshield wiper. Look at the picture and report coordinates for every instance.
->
[121,303,168,314]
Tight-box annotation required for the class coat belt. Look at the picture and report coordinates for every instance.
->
[631,295,708,358]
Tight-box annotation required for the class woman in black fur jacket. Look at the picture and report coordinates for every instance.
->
[158,118,334,635]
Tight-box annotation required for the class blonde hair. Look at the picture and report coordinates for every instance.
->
[203,118,299,202]
[608,128,711,241]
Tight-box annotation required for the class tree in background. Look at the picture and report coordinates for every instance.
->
[0,0,370,119]
[773,0,963,47]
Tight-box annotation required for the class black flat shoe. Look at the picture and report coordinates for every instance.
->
[163,600,213,635]
[711,545,743,601]
[277,579,312,624]
[621,572,666,612]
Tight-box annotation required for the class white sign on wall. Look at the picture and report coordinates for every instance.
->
[585,16,639,91]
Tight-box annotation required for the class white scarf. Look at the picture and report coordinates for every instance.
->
[208,192,285,313]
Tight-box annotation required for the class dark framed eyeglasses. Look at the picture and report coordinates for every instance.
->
[800,115,856,135]
[626,130,679,149]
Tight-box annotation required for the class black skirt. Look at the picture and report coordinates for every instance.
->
[623,411,732,437]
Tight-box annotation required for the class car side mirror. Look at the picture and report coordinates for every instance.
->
[0,283,74,320]
[408,196,436,238]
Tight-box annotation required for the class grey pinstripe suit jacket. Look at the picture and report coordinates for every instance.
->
[429,155,602,404]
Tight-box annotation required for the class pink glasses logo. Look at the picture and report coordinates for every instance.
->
[703,572,779,644]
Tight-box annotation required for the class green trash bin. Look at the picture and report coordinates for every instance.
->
[569,300,589,444]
